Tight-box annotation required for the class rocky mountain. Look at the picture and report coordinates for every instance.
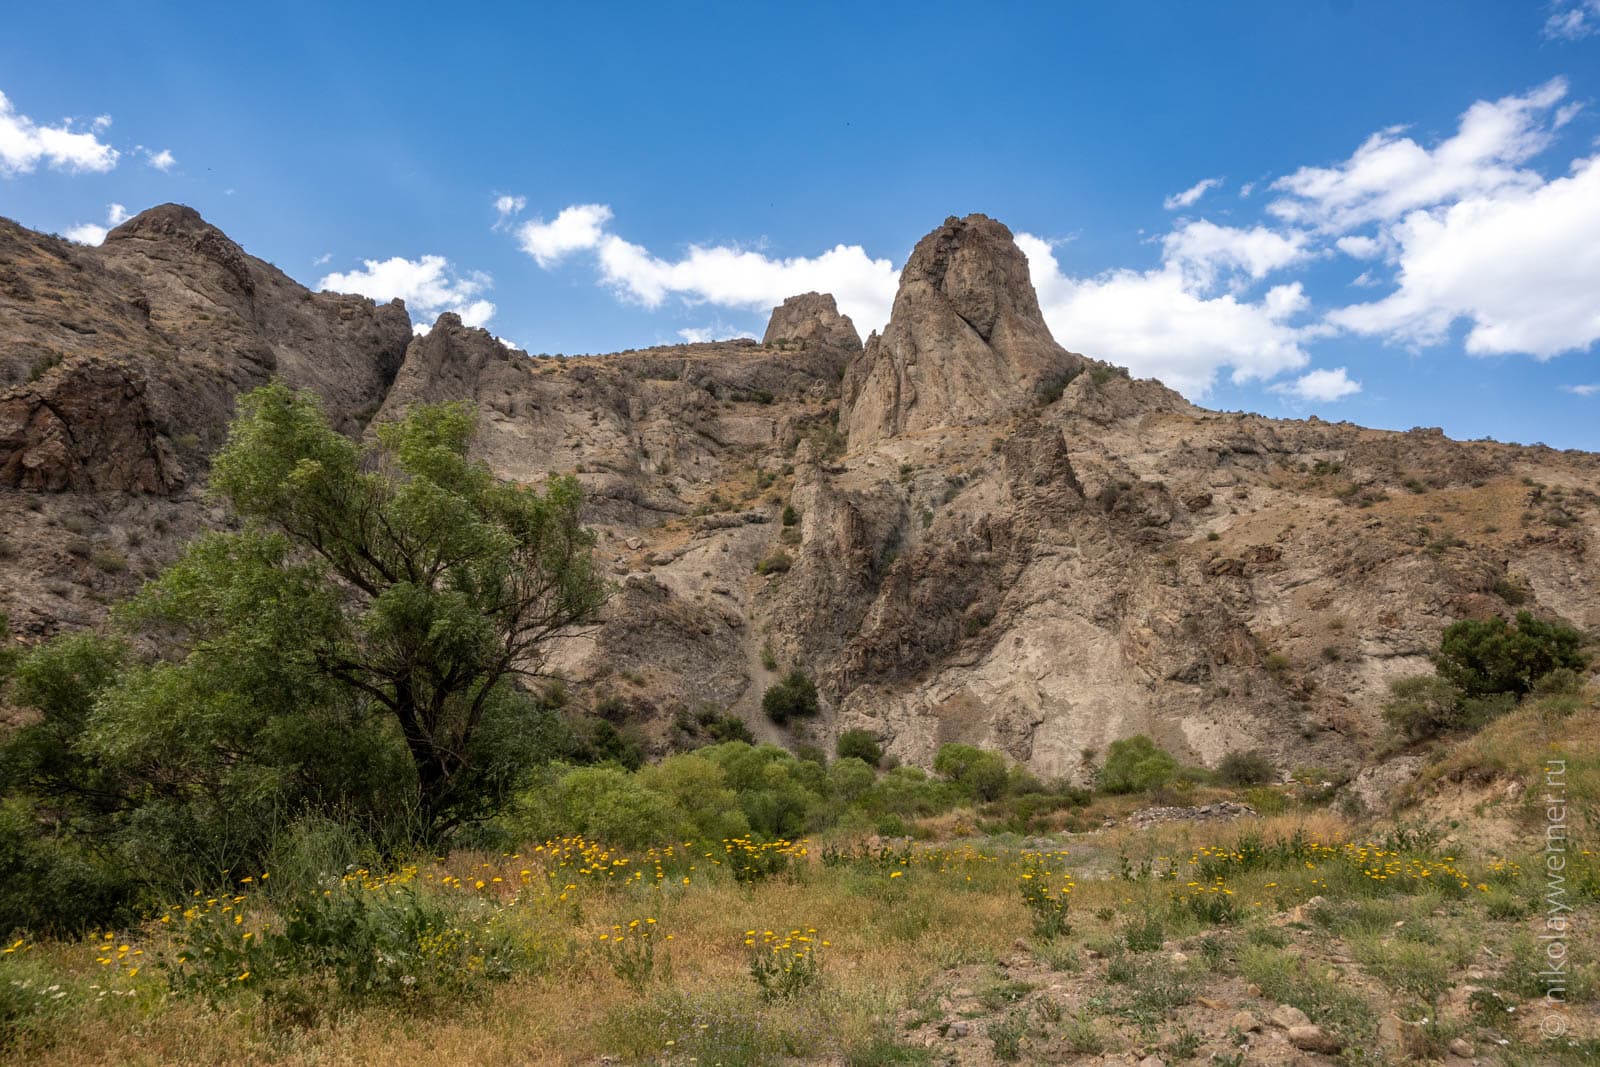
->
[2,206,1597,781]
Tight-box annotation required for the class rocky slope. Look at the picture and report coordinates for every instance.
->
[2,206,1597,782]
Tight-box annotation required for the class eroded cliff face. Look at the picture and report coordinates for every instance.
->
[0,205,413,635]
[3,205,1597,781]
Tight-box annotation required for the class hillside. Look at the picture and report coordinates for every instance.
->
[2,206,1597,784]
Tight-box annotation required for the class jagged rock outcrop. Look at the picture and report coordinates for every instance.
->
[0,203,414,634]
[842,213,1082,446]
[0,204,412,455]
[2,205,1598,780]
[762,292,863,361]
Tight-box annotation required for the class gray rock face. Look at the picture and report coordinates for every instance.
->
[762,292,862,360]
[842,214,1081,446]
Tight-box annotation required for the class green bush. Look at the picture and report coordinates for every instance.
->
[1382,675,1468,742]
[1215,749,1275,786]
[781,505,799,527]
[1098,735,1178,794]
[933,743,1009,801]
[1435,611,1586,697]
[836,729,883,767]
[762,670,820,725]
[558,767,683,849]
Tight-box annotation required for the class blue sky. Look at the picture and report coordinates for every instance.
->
[3,1,1599,447]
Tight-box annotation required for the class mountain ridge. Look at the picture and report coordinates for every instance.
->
[2,203,1596,784]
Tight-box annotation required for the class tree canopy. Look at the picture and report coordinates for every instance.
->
[1,384,608,925]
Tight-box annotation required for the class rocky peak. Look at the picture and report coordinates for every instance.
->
[842,214,1081,447]
[105,203,257,297]
[762,292,863,355]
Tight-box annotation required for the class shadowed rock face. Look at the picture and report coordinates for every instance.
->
[0,357,181,493]
[842,213,1082,447]
[2,205,1599,784]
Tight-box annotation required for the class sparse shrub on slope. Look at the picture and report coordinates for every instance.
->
[762,669,819,724]
[1098,735,1178,794]
[1215,749,1276,787]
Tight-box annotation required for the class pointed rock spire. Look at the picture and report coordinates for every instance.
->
[841,214,1080,447]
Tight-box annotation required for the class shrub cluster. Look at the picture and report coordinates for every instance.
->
[1098,735,1178,794]
[762,670,819,725]
[1385,610,1589,742]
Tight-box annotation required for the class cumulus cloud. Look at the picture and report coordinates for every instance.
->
[1544,1,1600,40]
[1326,154,1600,357]
[145,147,176,171]
[1335,234,1383,258]
[514,203,899,333]
[318,255,495,329]
[1161,220,1312,289]
[0,90,120,176]
[1272,366,1362,402]
[63,202,132,245]
[1269,78,1573,232]
[1015,233,1314,396]
[1163,177,1223,210]
[516,204,614,267]
[1561,382,1600,396]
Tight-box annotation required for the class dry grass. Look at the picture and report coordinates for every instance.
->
[10,794,1600,1065]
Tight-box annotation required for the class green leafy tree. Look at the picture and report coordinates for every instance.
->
[1098,735,1178,794]
[3,384,607,876]
[1434,611,1586,697]
[179,383,608,834]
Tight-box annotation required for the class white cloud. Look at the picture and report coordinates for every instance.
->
[312,252,331,267]
[1335,234,1382,258]
[1561,382,1600,396]
[492,194,526,230]
[63,203,132,246]
[318,255,496,329]
[1326,154,1600,358]
[1272,366,1362,402]
[64,222,108,245]
[0,90,120,176]
[91,114,111,131]
[1016,233,1314,396]
[1163,177,1223,210]
[1269,78,1573,232]
[145,148,176,171]
[1544,1,1600,40]
[515,203,614,267]
[1160,220,1311,288]
[513,203,899,333]
[678,324,757,344]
